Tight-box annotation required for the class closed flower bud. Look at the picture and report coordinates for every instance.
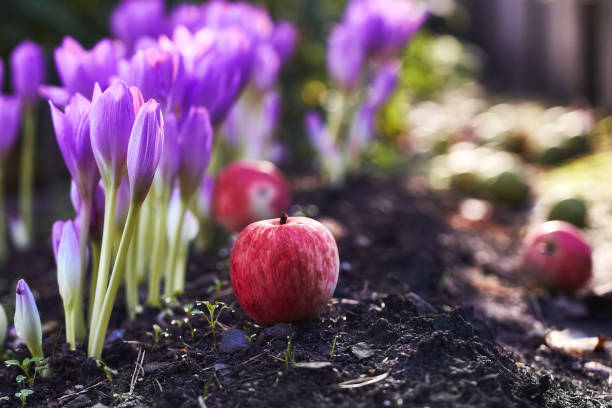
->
[327,24,363,89]
[52,220,66,261]
[14,280,43,358]
[0,95,21,163]
[252,44,280,92]
[110,0,166,52]
[90,81,139,185]
[178,107,213,202]
[271,22,298,66]
[56,220,82,309]
[10,41,45,103]
[115,178,131,229]
[127,99,164,205]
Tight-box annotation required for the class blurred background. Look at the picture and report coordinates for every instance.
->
[1,0,612,241]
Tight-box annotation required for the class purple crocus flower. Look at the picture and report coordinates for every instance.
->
[327,24,364,89]
[49,93,100,202]
[52,219,66,261]
[344,0,428,58]
[14,279,43,357]
[110,0,167,52]
[252,43,280,92]
[90,81,139,185]
[10,41,45,104]
[184,28,254,125]
[41,37,121,105]
[0,95,21,163]
[347,104,375,160]
[155,112,180,191]
[178,107,213,201]
[271,21,298,66]
[119,48,184,112]
[364,60,400,110]
[195,174,214,219]
[202,0,274,42]
[170,3,206,33]
[0,57,4,89]
[115,177,131,228]
[305,111,337,158]
[127,99,164,205]
[71,180,105,243]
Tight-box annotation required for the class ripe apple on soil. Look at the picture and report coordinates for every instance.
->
[230,214,339,325]
[213,160,291,232]
[521,220,592,292]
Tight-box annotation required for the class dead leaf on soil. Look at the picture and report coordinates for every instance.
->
[584,362,612,386]
[545,329,606,354]
[338,371,390,389]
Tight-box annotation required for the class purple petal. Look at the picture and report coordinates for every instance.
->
[14,279,43,357]
[115,178,131,227]
[271,21,298,66]
[327,24,363,89]
[52,220,66,261]
[127,99,164,204]
[178,107,214,201]
[156,111,180,191]
[90,81,136,183]
[252,43,280,91]
[39,85,71,106]
[10,40,45,103]
[0,95,22,161]
[110,0,167,52]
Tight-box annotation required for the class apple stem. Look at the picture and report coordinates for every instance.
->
[280,212,288,225]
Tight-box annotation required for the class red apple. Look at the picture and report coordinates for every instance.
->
[521,221,592,292]
[213,160,291,232]
[230,214,339,325]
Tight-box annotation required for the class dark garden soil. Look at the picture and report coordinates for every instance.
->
[1,175,612,407]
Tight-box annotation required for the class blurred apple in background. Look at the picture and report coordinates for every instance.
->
[521,220,592,292]
[213,160,291,232]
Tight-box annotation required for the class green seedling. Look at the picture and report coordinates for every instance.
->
[198,375,214,408]
[5,357,44,387]
[96,360,118,382]
[146,324,169,344]
[206,278,224,294]
[195,301,228,347]
[329,336,338,359]
[245,333,257,343]
[15,389,33,407]
[284,334,296,369]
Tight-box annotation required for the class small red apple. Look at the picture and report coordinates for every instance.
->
[521,220,592,292]
[230,214,339,325]
[213,160,291,232]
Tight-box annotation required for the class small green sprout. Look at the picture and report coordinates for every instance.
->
[244,333,257,343]
[329,336,338,359]
[147,324,169,344]
[96,360,118,382]
[5,357,44,387]
[330,316,345,326]
[206,278,224,294]
[198,375,214,408]
[0,396,9,401]
[283,334,296,369]
[15,389,33,406]
[195,301,228,347]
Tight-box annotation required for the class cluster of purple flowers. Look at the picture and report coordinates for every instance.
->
[307,0,427,184]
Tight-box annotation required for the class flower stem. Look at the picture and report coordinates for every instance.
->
[136,194,154,283]
[125,221,139,320]
[66,306,76,351]
[88,240,101,326]
[75,197,91,342]
[89,202,141,359]
[164,199,187,296]
[147,190,170,305]
[19,105,36,245]
[0,167,6,263]
[88,182,118,352]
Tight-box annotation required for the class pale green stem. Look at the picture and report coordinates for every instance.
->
[88,182,118,352]
[125,221,139,320]
[164,199,187,296]
[74,197,91,342]
[327,91,347,144]
[136,194,155,283]
[0,167,6,262]
[66,305,76,351]
[88,240,101,326]
[173,240,189,293]
[89,203,140,359]
[19,105,36,245]
[147,190,170,305]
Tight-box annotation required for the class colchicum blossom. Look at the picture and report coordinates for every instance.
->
[14,280,43,358]
[127,99,164,205]
[41,37,121,106]
[55,220,82,349]
[50,93,99,202]
[271,21,298,65]
[90,81,139,185]
[0,95,22,162]
[327,24,364,89]
[10,41,45,104]
[178,107,214,201]
[71,180,106,243]
[110,0,167,52]
[115,178,132,229]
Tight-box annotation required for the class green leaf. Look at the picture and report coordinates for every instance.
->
[15,375,26,383]
[29,357,43,363]
[4,360,20,366]
[22,358,30,366]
